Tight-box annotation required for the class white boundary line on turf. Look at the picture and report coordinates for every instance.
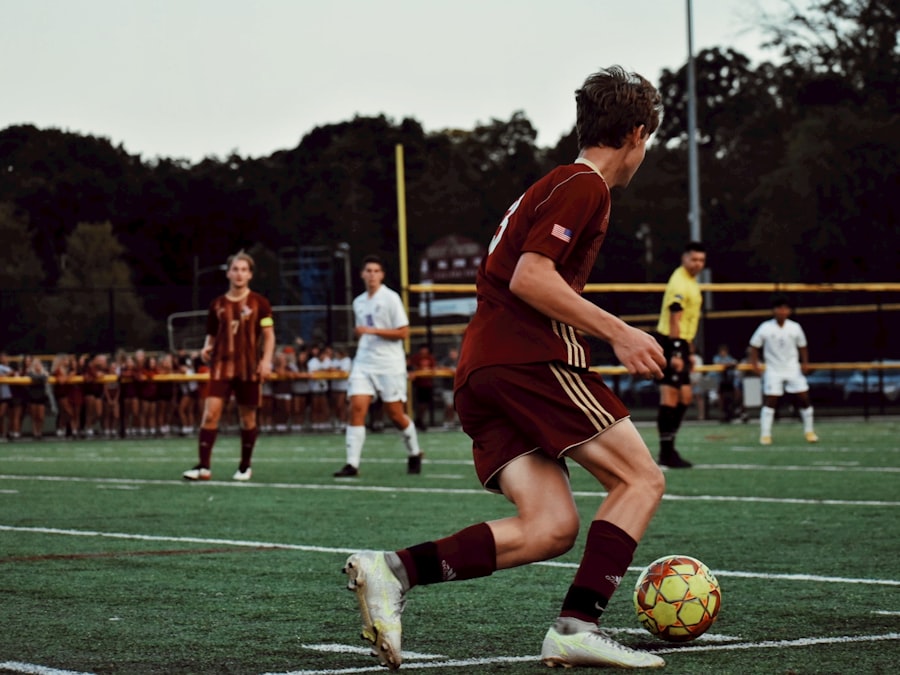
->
[685,463,900,473]
[0,474,897,507]
[2,525,898,587]
[264,632,900,675]
[6,452,900,471]
[0,662,92,675]
[652,631,900,654]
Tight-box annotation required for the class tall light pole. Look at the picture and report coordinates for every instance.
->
[686,0,710,359]
[686,0,701,243]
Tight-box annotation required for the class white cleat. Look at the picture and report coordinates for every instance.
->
[343,551,406,670]
[232,467,252,481]
[541,618,665,669]
[182,466,211,481]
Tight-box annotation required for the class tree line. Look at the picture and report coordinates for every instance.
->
[0,0,896,355]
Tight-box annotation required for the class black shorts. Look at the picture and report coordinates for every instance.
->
[413,385,433,405]
[208,379,262,408]
[652,333,693,388]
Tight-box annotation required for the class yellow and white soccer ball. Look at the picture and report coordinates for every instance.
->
[633,554,721,642]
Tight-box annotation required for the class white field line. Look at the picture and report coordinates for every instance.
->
[729,446,900,453]
[652,631,900,654]
[685,463,900,473]
[7,631,899,675]
[0,662,92,675]
[267,632,900,675]
[0,474,897,507]
[2,524,898,587]
[5,451,900,471]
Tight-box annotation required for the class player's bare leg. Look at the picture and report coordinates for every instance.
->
[570,420,666,540]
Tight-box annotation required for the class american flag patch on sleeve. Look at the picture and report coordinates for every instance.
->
[551,224,572,243]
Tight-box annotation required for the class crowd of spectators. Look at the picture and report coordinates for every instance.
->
[0,342,459,441]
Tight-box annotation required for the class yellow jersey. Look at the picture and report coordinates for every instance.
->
[656,266,702,342]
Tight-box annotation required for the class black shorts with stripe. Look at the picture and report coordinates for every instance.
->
[455,362,629,493]
[651,333,693,388]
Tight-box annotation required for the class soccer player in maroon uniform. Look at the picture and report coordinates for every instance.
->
[182,251,275,481]
[342,67,668,670]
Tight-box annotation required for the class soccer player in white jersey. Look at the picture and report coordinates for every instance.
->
[748,295,818,445]
[333,255,423,477]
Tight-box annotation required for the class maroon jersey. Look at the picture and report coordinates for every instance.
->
[456,160,611,388]
[206,291,273,381]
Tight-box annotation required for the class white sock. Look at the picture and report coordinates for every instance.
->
[760,406,775,438]
[800,406,815,433]
[401,419,421,456]
[345,425,365,467]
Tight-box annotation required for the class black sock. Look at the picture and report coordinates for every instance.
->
[657,405,677,456]
[673,402,688,433]
[239,427,258,470]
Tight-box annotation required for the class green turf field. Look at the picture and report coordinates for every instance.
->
[1,419,898,674]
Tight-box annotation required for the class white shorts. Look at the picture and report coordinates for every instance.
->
[348,371,408,403]
[763,369,809,396]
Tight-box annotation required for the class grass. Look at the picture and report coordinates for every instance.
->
[1,418,898,674]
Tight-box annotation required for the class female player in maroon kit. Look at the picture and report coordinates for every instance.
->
[342,67,668,670]
[183,250,275,481]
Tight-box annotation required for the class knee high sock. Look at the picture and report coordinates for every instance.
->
[760,406,775,437]
[657,405,677,455]
[394,523,496,589]
[345,425,365,467]
[800,406,815,433]
[239,427,258,471]
[400,419,421,456]
[560,520,637,624]
[673,402,688,434]
[198,427,218,468]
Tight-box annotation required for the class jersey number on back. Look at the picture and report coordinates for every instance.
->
[488,194,524,255]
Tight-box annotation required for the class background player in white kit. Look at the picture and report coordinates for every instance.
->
[334,255,423,477]
[748,295,818,445]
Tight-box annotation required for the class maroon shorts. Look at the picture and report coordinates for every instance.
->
[455,362,629,493]
[207,379,262,408]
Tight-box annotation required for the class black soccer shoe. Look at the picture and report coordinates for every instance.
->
[333,464,359,477]
[659,449,693,469]
[407,454,423,475]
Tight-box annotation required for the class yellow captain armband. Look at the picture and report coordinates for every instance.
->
[260,317,274,327]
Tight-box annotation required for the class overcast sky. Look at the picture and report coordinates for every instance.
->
[1,0,787,163]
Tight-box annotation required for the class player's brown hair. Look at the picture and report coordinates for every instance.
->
[575,66,663,150]
[361,254,385,271]
[227,249,255,272]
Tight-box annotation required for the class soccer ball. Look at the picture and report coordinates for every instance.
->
[633,554,721,642]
